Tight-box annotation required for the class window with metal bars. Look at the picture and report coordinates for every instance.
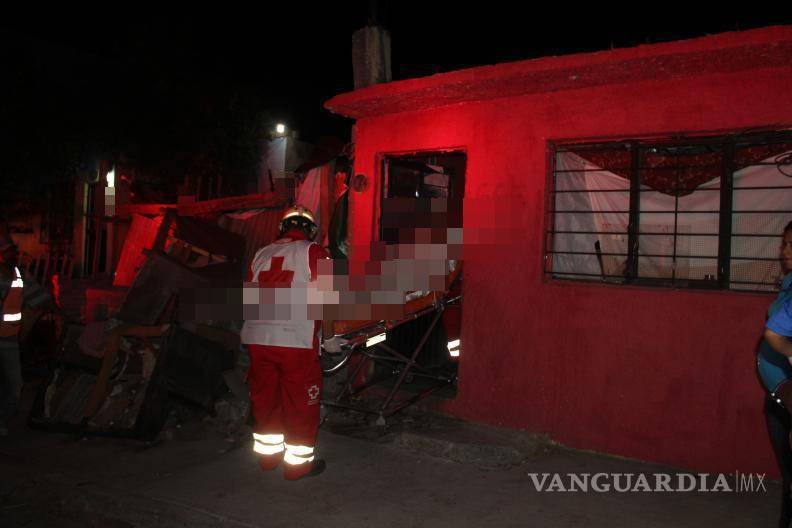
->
[544,131,792,292]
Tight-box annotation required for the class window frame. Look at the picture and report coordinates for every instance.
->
[544,130,792,292]
[379,150,467,245]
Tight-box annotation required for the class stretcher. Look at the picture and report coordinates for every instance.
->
[321,265,461,425]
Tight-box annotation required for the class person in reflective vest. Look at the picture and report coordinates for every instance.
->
[0,265,23,337]
[241,206,330,480]
[0,234,50,436]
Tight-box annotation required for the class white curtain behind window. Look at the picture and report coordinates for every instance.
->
[552,151,791,288]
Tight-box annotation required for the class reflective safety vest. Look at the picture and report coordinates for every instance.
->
[241,239,316,348]
[0,267,24,338]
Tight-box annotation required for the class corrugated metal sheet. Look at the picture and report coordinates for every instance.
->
[172,216,244,261]
[117,193,286,218]
[218,207,286,272]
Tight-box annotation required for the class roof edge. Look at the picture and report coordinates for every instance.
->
[325,25,792,119]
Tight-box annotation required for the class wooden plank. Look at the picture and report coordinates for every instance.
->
[82,324,170,420]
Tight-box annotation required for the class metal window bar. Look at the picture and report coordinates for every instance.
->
[553,164,728,174]
[548,250,719,259]
[546,269,779,283]
[731,186,792,190]
[543,148,556,276]
[544,270,779,290]
[548,252,783,262]
[717,141,734,286]
[551,210,792,214]
[670,149,681,283]
[551,231,725,236]
[551,188,723,193]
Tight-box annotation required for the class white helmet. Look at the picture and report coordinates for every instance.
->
[279,205,318,240]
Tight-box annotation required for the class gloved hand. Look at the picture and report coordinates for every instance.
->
[322,336,349,353]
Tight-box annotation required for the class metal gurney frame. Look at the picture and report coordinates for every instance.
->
[321,272,461,425]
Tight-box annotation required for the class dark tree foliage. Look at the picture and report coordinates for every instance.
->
[0,28,273,213]
[2,7,788,218]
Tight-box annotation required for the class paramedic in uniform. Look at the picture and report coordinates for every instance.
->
[241,206,330,480]
[0,233,51,436]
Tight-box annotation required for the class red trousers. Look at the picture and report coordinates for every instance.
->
[247,344,322,479]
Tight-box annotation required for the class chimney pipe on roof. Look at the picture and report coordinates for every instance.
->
[352,24,392,90]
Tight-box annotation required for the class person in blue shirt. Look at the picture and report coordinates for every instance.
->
[759,221,792,399]
[766,298,792,374]
[760,220,792,528]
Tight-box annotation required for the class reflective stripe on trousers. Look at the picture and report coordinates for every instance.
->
[253,432,284,455]
[284,442,315,466]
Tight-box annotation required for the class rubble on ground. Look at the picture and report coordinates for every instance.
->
[29,212,254,441]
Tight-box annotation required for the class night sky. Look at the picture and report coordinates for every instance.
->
[1,4,790,204]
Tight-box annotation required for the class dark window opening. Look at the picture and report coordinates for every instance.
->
[380,152,465,245]
[375,151,466,398]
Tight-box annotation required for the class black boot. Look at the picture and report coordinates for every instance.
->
[285,459,326,481]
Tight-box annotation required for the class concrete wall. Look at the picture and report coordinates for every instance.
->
[346,62,792,476]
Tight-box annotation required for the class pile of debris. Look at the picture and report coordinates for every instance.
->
[29,211,256,441]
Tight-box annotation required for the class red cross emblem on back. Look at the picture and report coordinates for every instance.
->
[257,256,294,287]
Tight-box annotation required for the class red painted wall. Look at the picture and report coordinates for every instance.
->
[345,63,792,476]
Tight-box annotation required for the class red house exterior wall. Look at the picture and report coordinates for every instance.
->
[327,27,792,476]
